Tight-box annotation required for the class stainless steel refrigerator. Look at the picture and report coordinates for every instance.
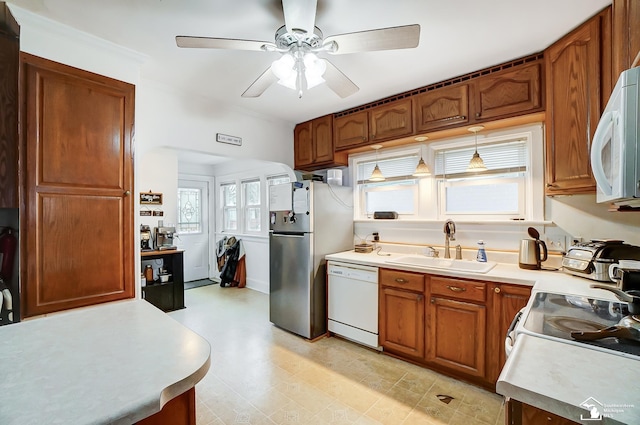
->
[269,181,353,339]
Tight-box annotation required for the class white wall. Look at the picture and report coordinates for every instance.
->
[11,4,296,298]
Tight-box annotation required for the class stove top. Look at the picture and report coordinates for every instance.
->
[521,292,640,359]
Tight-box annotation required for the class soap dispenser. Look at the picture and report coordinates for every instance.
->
[476,241,487,262]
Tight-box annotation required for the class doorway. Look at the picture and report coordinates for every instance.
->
[177,177,212,282]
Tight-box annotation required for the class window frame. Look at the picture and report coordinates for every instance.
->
[220,182,238,232]
[350,124,544,222]
[242,178,262,233]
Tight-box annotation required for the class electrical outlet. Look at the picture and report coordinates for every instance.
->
[545,236,565,252]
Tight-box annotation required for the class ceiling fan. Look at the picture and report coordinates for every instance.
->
[175,0,420,99]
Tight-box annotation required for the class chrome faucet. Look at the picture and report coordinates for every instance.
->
[444,219,456,259]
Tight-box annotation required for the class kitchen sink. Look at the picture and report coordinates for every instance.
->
[385,255,496,274]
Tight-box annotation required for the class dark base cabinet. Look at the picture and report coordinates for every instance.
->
[141,250,185,312]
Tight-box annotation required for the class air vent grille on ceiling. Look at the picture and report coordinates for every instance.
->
[333,52,544,118]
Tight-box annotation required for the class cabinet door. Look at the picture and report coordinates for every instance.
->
[612,0,640,78]
[473,62,543,121]
[334,110,369,150]
[427,297,486,378]
[294,121,313,169]
[486,283,531,384]
[379,287,425,358]
[545,15,601,195]
[508,400,580,425]
[413,84,470,132]
[22,53,135,317]
[369,98,413,142]
[0,4,19,208]
[312,115,334,163]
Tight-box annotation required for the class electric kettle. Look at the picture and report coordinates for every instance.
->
[518,227,548,270]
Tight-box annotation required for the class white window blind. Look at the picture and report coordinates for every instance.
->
[357,154,420,183]
[434,140,527,177]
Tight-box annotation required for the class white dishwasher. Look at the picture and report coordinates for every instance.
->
[327,261,380,350]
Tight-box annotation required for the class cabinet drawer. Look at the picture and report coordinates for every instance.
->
[430,277,486,303]
[380,269,425,292]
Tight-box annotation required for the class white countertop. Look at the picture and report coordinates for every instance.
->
[326,249,638,424]
[0,299,211,425]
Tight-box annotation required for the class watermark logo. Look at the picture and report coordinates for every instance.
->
[580,397,603,421]
[580,397,635,421]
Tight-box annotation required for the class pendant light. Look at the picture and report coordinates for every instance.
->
[467,126,487,172]
[413,136,431,177]
[369,144,385,182]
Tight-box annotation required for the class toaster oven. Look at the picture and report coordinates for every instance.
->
[562,240,640,282]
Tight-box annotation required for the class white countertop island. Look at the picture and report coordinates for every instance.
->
[0,299,211,425]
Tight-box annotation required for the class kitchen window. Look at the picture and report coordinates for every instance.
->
[242,179,261,232]
[351,124,544,221]
[434,140,528,219]
[353,149,422,218]
[220,183,237,231]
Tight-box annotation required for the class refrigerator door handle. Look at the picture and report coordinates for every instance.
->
[272,233,305,238]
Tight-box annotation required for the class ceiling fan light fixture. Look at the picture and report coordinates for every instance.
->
[271,53,295,80]
[303,53,326,89]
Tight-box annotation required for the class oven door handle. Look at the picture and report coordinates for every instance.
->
[505,308,525,358]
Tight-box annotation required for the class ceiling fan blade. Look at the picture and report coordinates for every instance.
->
[322,59,359,98]
[324,24,420,55]
[282,0,317,34]
[241,68,279,98]
[176,36,275,51]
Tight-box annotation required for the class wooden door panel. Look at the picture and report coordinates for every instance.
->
[38,74,125,188]
[474,63,542,121]
[545,17,600,194]
[413,84,469,132]
[36,194,126,307]
[334,111,368,150]
[312,115,333,163]
[369,99,413,142]
[22,53,134,317]
[428,297,486,377]
[380,287,425,358]
[294,121,312,168]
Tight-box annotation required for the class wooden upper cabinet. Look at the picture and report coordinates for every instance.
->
[612,0,640,78]
[294,114,344,171]
[413,84,470,132]
[293,121,313,168]
[369,98,413,142]
[334,110,369,150]
[21,53,135,317]
[312,114,334,163]
[545,12,604,195]
[472,62,543,121]
[0,3,19,208]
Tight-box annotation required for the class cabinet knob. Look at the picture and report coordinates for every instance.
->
[494,287,501,293]
[395,278,408,283]
[475,112,481,118]
[371,134,376,139]
[124,190,131,196]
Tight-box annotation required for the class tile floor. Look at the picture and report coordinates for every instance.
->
[169,284,506,425]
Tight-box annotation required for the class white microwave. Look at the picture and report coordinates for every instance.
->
[591,66,640,206]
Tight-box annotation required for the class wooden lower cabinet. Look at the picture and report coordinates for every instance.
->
[136,387,195,425]
[379,269,425,359]
[378,268,531,389]
[507,399,579,425]
[427,296,486,378]
[487,283,532,383]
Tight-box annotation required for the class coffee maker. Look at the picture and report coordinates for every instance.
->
[154,226,177,250]
[140,225,152,251]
